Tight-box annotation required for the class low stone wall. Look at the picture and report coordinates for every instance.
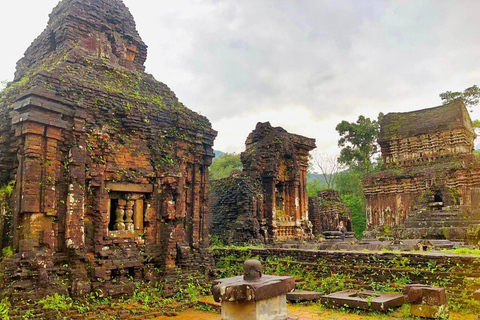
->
[213,248,480,304]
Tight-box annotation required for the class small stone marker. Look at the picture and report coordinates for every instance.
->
[403,284,448,319]
[321,289,405,311]
[212,259,295,320]
[286,291,324,302]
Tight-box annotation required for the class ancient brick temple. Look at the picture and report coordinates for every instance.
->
[210,122,316,244]
[0,0,216,300]
[363,100,480,240]
[308,189,352,236]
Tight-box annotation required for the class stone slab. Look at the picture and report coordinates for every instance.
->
[212,274,295,302]
[321,290,405,311]
[105,182,154,193]
[286,291,324,302]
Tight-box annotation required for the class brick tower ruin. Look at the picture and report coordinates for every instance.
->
[0,0,216,300]
[363,100,480,241]
[308,189,352,236]
[210,122,316,244]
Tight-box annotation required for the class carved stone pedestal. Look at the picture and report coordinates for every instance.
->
[212,260,295,320]
[221,295,287,320]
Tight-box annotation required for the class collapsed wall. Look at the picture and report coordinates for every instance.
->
[0,0,216,300]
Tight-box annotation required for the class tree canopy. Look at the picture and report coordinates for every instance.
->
[209,152,242,180]
[335,114,382,175]
[440,85,480,111]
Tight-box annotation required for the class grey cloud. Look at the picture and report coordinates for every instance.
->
[3,0,480,152]
[134,0,480,125]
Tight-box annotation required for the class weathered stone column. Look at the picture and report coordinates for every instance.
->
[114,199,126,231]
[124,199,135,231]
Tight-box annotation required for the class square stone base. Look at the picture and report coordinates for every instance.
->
[411,304,449,319]
[221,294,287,320]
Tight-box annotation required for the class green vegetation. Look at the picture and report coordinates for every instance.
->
[0,298,10,320]
[2,247,13,258]
[306,177,326,197]
[307,113,384,239]
[39,293,74,315]
[335,168,365,195]
[210,235,264,250]
[0,80,7,91]
[341,193,365,239]
[441,247,480,256]
[336,114,382,176]
[307,168,369,239]
[440,85,480,110]
[10,276,214,319]
[440,85,480,135]
[209,152,242,180]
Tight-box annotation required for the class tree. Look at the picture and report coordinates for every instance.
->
[0,80,7,91]
[340,193,365,239]
[310,151,344,189]
[335,169,364,196]
[306,178,325,197]
[335,114,382,175]
[440,85,480,111]
[209,152,242,180]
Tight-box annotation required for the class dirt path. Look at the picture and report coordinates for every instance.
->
[150,304,479,320]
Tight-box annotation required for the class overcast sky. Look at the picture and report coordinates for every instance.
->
[1,0,480,154]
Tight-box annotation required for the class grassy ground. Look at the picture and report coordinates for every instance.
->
[148,303,479,320]
[6,287,479,319]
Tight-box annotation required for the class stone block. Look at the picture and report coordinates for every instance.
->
[403,284,447,306]
[21,122,45,135]
[410,304,449,319]
[321,290,405,311]
[46,127,62,140]
[106,182,153,193]
[286,291,324,302]
[221,294,287,320]
[94,267,108,279]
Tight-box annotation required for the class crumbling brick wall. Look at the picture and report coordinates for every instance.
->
[0,0,216,301]
[209,173,265,244]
